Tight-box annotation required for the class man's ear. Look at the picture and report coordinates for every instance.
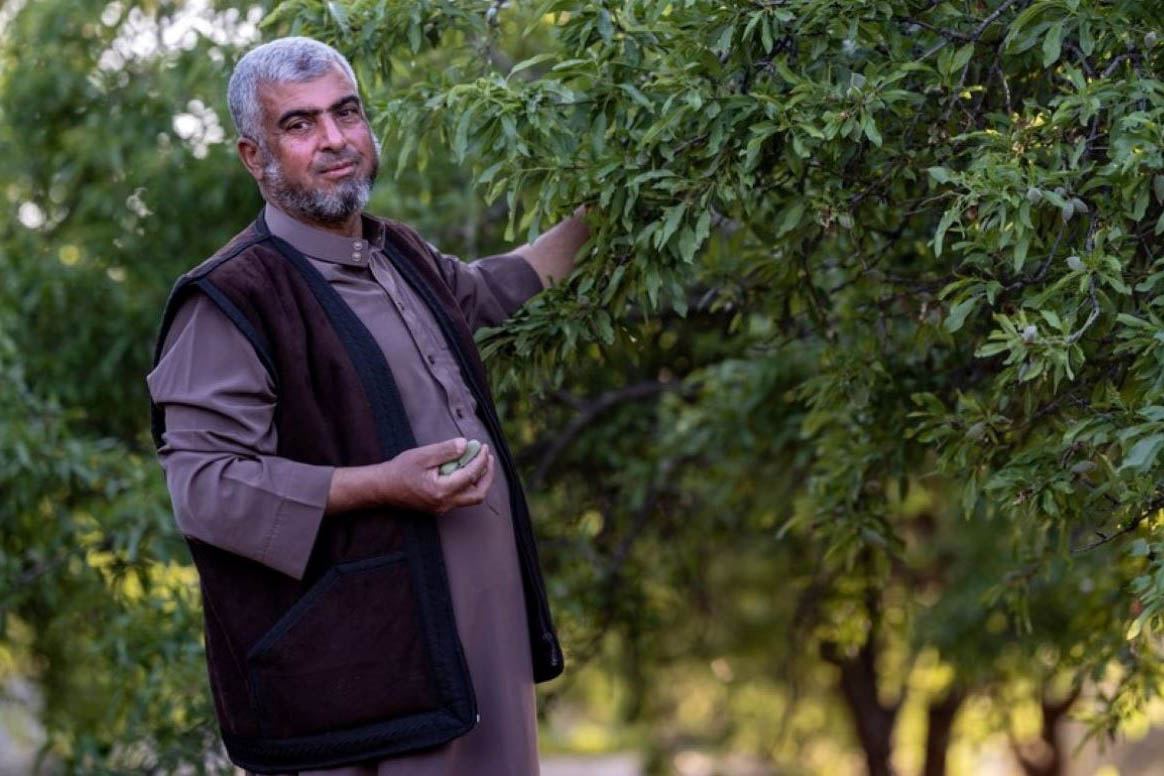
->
[237,137,264,182]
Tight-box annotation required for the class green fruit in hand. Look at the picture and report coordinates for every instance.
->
[439,439,482,476]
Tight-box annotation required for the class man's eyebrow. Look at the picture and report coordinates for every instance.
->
[276,95,362,126]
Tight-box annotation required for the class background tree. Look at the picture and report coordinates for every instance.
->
[5,0,1164,773]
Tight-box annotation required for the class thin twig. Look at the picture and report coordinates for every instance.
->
[975,0,1023,39]
[1102,54,1130,79]
[1073,494,1164,553]
[1065,276,1100,344]
[994,63,1013,115]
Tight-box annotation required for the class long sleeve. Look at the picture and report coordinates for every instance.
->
[146,295,334,580]
[423,244,545,332]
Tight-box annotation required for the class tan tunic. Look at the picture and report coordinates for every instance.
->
[147,203,546,775]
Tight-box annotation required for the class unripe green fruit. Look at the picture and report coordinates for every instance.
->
[439,439,482,476]
[1066,255,1084,272]
[1026,187,1043,203]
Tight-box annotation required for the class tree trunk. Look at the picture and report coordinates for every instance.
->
[922,689,965,776]
[1012,686,1081,776]
[821,637,899,776]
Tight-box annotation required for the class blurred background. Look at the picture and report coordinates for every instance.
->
[4,0,1164,774]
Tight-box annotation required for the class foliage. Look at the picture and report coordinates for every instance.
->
[1,0,265,769]
[275,0,1164,768]
[6,0,1164,772]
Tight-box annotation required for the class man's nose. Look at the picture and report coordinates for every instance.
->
[318,115,346,149]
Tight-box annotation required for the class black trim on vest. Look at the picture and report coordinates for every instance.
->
[223,708,471,774]
[379,235,563,681]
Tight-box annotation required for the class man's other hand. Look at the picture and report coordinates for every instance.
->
[382,438,495,514]
[326,438,495,516]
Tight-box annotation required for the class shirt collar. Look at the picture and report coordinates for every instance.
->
[264,203,384,266]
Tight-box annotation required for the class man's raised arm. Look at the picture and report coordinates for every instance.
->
[512,206,590,289]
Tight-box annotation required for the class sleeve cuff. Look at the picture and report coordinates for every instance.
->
[261,462,334,579]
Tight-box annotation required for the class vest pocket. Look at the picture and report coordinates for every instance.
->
[245,553,440,738]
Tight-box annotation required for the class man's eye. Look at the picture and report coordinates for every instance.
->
[287,120,310,132]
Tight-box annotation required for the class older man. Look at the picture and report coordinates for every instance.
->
[147,37,586,775]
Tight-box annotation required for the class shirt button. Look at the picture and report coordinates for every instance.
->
[427,354,436,365]
[351,252,362,261]
[396,301,405,311]
[354,240,364,249]
[455,408,465,419]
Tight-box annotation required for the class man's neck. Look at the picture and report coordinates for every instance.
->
[264,200,363,238]
[295,211,363,239]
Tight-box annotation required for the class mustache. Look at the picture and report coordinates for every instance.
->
[312,150,362,172]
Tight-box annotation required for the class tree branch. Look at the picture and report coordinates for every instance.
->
[530,380,682,488]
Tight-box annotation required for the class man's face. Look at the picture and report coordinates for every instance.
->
[246,67,380,225]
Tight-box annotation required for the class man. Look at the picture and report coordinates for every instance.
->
[146,36,587,775]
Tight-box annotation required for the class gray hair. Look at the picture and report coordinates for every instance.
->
[227,37,359,142]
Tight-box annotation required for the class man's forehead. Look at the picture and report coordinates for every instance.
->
[257,67,359,118]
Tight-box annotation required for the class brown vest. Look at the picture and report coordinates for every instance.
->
[150,211,561,773]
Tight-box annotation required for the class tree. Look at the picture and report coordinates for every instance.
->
[1,0,267,769]
[271,0,1164,770]
[6,0,1164,772]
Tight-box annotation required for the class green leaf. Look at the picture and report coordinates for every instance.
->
[945,297,977,333]
[712,26,733,56]
[1121,434,1164,473]
[1128,612,1148,640]
[1043,21,1065,67]
[951,43,975,75]
[777,201,805,236]
[452,104,477,162]
[509,53,556,79]
[861,114,882,146]
[618,83,654,111]
[658,203,687,248]
[1080,20,1094,55]
[325,1,350,35]
[694,209,711,243]
[594,310,614,344]
[934,209,957,257]
[1013,235,1030,272]
[678,226,697,263]
[928,167,954,184]
[976,341,1011,357]
[1040,309,1062,331]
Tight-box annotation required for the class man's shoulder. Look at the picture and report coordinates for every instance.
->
[180,218,271,283]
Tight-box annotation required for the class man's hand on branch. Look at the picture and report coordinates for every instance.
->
[326,437,495,515]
